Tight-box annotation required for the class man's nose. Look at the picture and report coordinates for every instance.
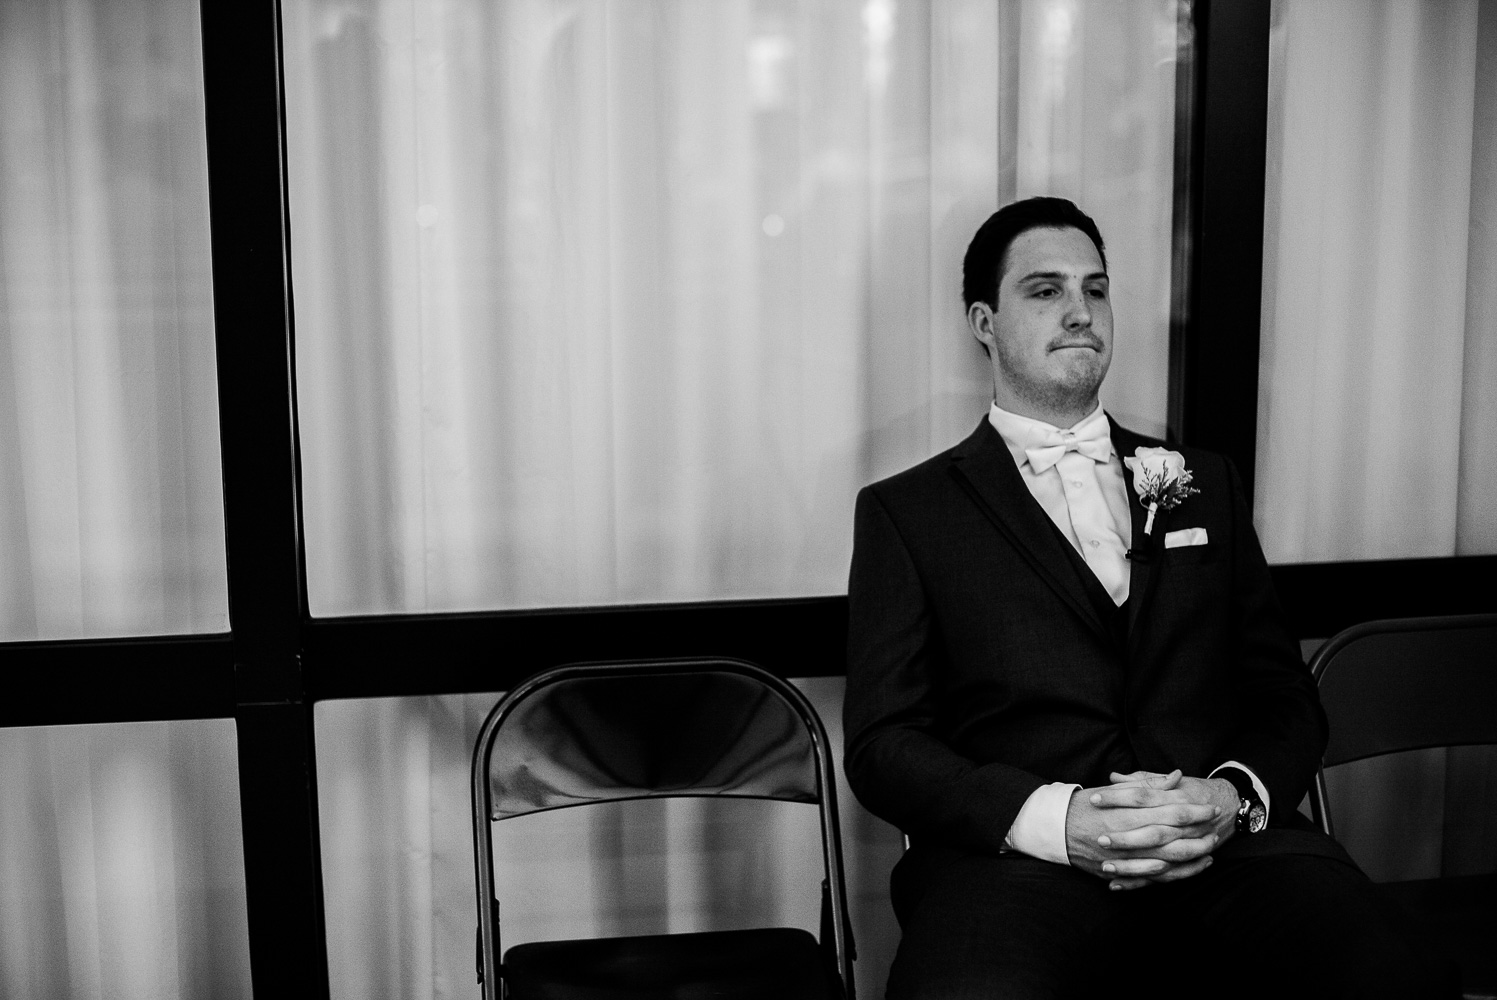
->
[1063,288,1092,328]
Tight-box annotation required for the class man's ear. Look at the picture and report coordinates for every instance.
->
[967,300,996,357]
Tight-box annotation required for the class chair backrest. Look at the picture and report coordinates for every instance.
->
[1308,614,1497,839]
[470,658,853,999]
[482,667,819,819]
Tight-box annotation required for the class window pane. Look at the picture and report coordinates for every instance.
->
[0,719,251,999]
[0,0,228,640]
[285,0,1178,615]
[1255,0,1497,561]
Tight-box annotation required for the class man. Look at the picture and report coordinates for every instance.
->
[844,197,1453,998]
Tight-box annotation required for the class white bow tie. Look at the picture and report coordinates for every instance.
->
[1024,421,1111,473]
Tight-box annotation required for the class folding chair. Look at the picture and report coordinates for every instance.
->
[1308,614,1497,1000]
[471,658,855,999]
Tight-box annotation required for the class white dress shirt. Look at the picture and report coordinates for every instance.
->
[986,402,1270,864]
[988,402,1132,606]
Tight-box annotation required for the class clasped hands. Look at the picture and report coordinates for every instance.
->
[1065,769,1239,892]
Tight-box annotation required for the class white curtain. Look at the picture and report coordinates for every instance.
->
[1256,0,1497,562]
[0,721,251,1000]
[284,0,1179,617]
[0,0,228,642]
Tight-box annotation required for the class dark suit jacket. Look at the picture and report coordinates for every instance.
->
[843,415,1329,859]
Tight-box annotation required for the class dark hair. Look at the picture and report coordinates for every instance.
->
[962,197,1107,311]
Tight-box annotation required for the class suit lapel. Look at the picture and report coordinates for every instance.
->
[1109,418,1167,644]
[949,419,1111,642]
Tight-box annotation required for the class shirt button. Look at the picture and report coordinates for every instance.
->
[1072,480,1084,488]
[1089,539,1100,548]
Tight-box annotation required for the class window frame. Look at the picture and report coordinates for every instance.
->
[1,1,1492,996]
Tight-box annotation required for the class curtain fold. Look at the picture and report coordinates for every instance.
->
[0,721,252,1000]
[1256,0,1497,562]
[1458,0,1497,553]
[0,0,227,642]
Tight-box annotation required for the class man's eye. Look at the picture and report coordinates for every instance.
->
[1086,287,1108,299]
[1033,287,1059,298]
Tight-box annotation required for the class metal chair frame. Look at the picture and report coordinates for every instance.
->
[470,656,855,999]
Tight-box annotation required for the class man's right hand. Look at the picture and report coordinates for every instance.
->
[1064,770,1221,891]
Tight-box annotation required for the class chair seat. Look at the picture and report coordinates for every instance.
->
[502,926,841,999]
[1377,874,1496,997]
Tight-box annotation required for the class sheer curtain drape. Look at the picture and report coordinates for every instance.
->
[290,3,1182,999]
[0,0,228,641]
[285,0,1179,617]
[1256,0,1497,562]
[0,721,251,1000]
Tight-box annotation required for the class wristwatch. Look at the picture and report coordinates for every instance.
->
[1218,767,1267,834]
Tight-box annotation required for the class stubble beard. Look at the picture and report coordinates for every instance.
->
[996,341,1107,419]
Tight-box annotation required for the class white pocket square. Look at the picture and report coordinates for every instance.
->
[1164,527,1209,549]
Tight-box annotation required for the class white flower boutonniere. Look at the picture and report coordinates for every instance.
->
[1123,446,1200,537]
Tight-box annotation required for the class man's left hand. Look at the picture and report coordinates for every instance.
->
[1091,770,1239,890]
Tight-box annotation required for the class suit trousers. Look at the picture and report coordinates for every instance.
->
[884,842,1460,999]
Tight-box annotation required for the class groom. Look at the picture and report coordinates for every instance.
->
[843,197,1452,997]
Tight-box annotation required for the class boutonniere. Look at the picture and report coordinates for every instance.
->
[1124,447,1200,537]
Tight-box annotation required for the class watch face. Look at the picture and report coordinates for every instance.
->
[1248,802,1268,834]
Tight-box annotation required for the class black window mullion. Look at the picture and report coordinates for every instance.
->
[0,635,234,727]
[199,1,328,998]
[303,596,851,701]
[1168,0,1272,499]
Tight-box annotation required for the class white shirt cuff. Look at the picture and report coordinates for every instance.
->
[1210,760,1271,819]
[1003,781,1081,865]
